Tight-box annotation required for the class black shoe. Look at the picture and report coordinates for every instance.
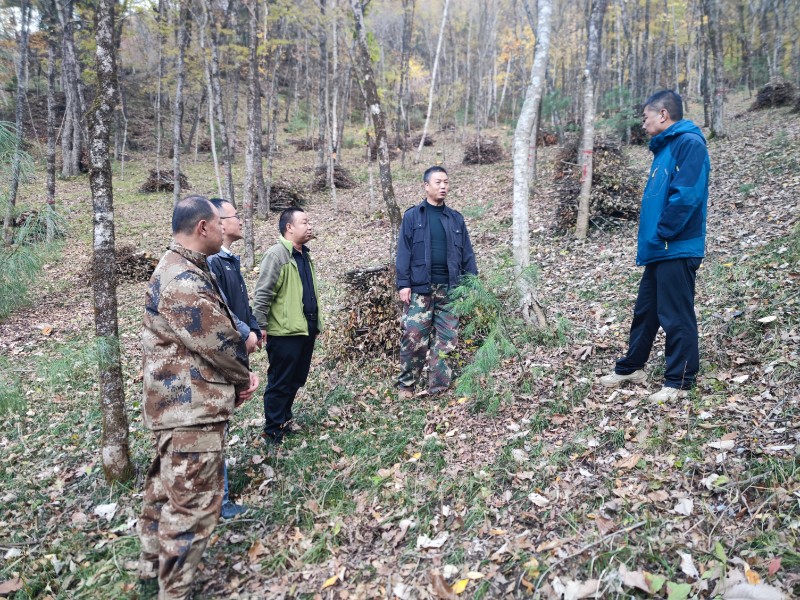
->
[220,501,249,520]
[262,430,284,445]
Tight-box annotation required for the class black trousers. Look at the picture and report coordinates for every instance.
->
[615,257,701,390]
[263,322,317,435]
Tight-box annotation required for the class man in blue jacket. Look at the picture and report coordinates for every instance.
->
[600,90,710,402]
[208,198,261,518]
[396,166,477,398]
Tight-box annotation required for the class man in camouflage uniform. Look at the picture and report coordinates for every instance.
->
[138,195,259,599]
[396,166,477,397]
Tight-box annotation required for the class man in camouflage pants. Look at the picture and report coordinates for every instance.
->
[138,195,259,599]
[396,166,477,397]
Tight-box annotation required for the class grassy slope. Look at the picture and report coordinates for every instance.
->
[0,93,798,599]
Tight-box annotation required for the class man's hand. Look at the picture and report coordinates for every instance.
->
[256,334,264,350]
[235,372,260,407]
[399,288,412,304]
[245,331,258,354]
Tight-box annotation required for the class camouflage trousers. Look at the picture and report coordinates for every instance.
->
[398,284,459,392]
[138,422,226,600]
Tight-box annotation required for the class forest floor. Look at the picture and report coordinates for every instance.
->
[0,92,798,599]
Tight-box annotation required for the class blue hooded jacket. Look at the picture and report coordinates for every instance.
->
[636,119,710,266]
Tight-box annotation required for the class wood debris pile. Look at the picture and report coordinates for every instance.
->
[411,133,435,147]
[366,136,401,161]
[325,265,400,358]
[750,79,796,110]
[537,130,558,146]
[139,169,190,193]
[462,136,504,164]
[288,138,315,151]
[311,165,357,191]
[553,138,642,231]
[116,244,158,282]
[268,183,307,212]
[197,139,212,152]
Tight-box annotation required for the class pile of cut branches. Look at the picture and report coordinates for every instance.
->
[750,79,796,110]
[197,139,212,152]
[553,137,642,231]
[324,265,400,358]
[463,136,504,165]
[139,169,189,193]
[311,165,357,191]
[116,244,158,282]
[288,138,315,151]
[366,136,401,161]
[411,133,435,147]
[268,183,307,212]
[537,130,558,146]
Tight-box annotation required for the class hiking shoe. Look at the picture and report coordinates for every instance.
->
[220,502,249,520]
[599,369,647,388]
[282,421,304,435]
[648,386,688,403]
[398,386,415,400]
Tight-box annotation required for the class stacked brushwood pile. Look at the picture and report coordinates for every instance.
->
[553,137,642,231]
[197,139,212,152]
[288,137,315,151]
[463,136,504,164]
[537,130,558,146]
[412,133,435,147]
[312,164,357,191]
[268,182,307,212]
[324,265,400,358]
[750,79,796,110]
[116,244,158,282]
[140,169,189,193]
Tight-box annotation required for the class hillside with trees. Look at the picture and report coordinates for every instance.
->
[0,0,798,598]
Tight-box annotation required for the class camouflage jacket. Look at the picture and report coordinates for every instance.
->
[142,241,251,431]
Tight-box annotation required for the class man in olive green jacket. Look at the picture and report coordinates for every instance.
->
[253,207,322,444]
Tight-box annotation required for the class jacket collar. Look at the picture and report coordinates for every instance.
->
[417,198,451,214]
[169,240,211,271]
[279,235,310,256]
[649,119,706,154]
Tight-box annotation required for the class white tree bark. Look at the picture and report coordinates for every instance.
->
[704,0,726,138]
[512,0,552,328]
[575,0,608,240]
[415,0,450,162]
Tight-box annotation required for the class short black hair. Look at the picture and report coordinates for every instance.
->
[208,197,231,211]
[644,90,684,121]
[423,165,448,183]
[172,195,215,235]
[279,206,304,235]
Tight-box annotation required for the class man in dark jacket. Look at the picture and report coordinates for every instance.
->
[396,166,478,398]
[207,198,261,519]
[599,90,710,403]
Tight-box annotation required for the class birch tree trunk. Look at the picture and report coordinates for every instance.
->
[415,0,450,163]
[173,0,189,204]
[154,0,165,175]
[205,0,236,204]
[90,0,134,484]
[574,0,608,240]
[316,0,328,172]
[350,0,401,260]
[512,0,552,328]
[4,0,31,246]
[397,0,415,168]
[46,25,57,240]
[704,0,726,138]
[57,0,83,177]
[242,0,260,269]
[197,8,223,198]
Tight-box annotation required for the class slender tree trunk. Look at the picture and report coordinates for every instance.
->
[316,0,329,173]
[350,0,401,260]
[575,0,608,240]
[90,0,134,484]
[512,0,551,328]
[416,0,450,163]
[4,0,31,246]
[397,0,415,168]
[242,0,260,269]
[173,0,189,204]
[704,0,726,138]
[57,0,83,177]
[198,8,223,198]
[46,28,57,240]
[205,0,235,203]
[155,0,165,174]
